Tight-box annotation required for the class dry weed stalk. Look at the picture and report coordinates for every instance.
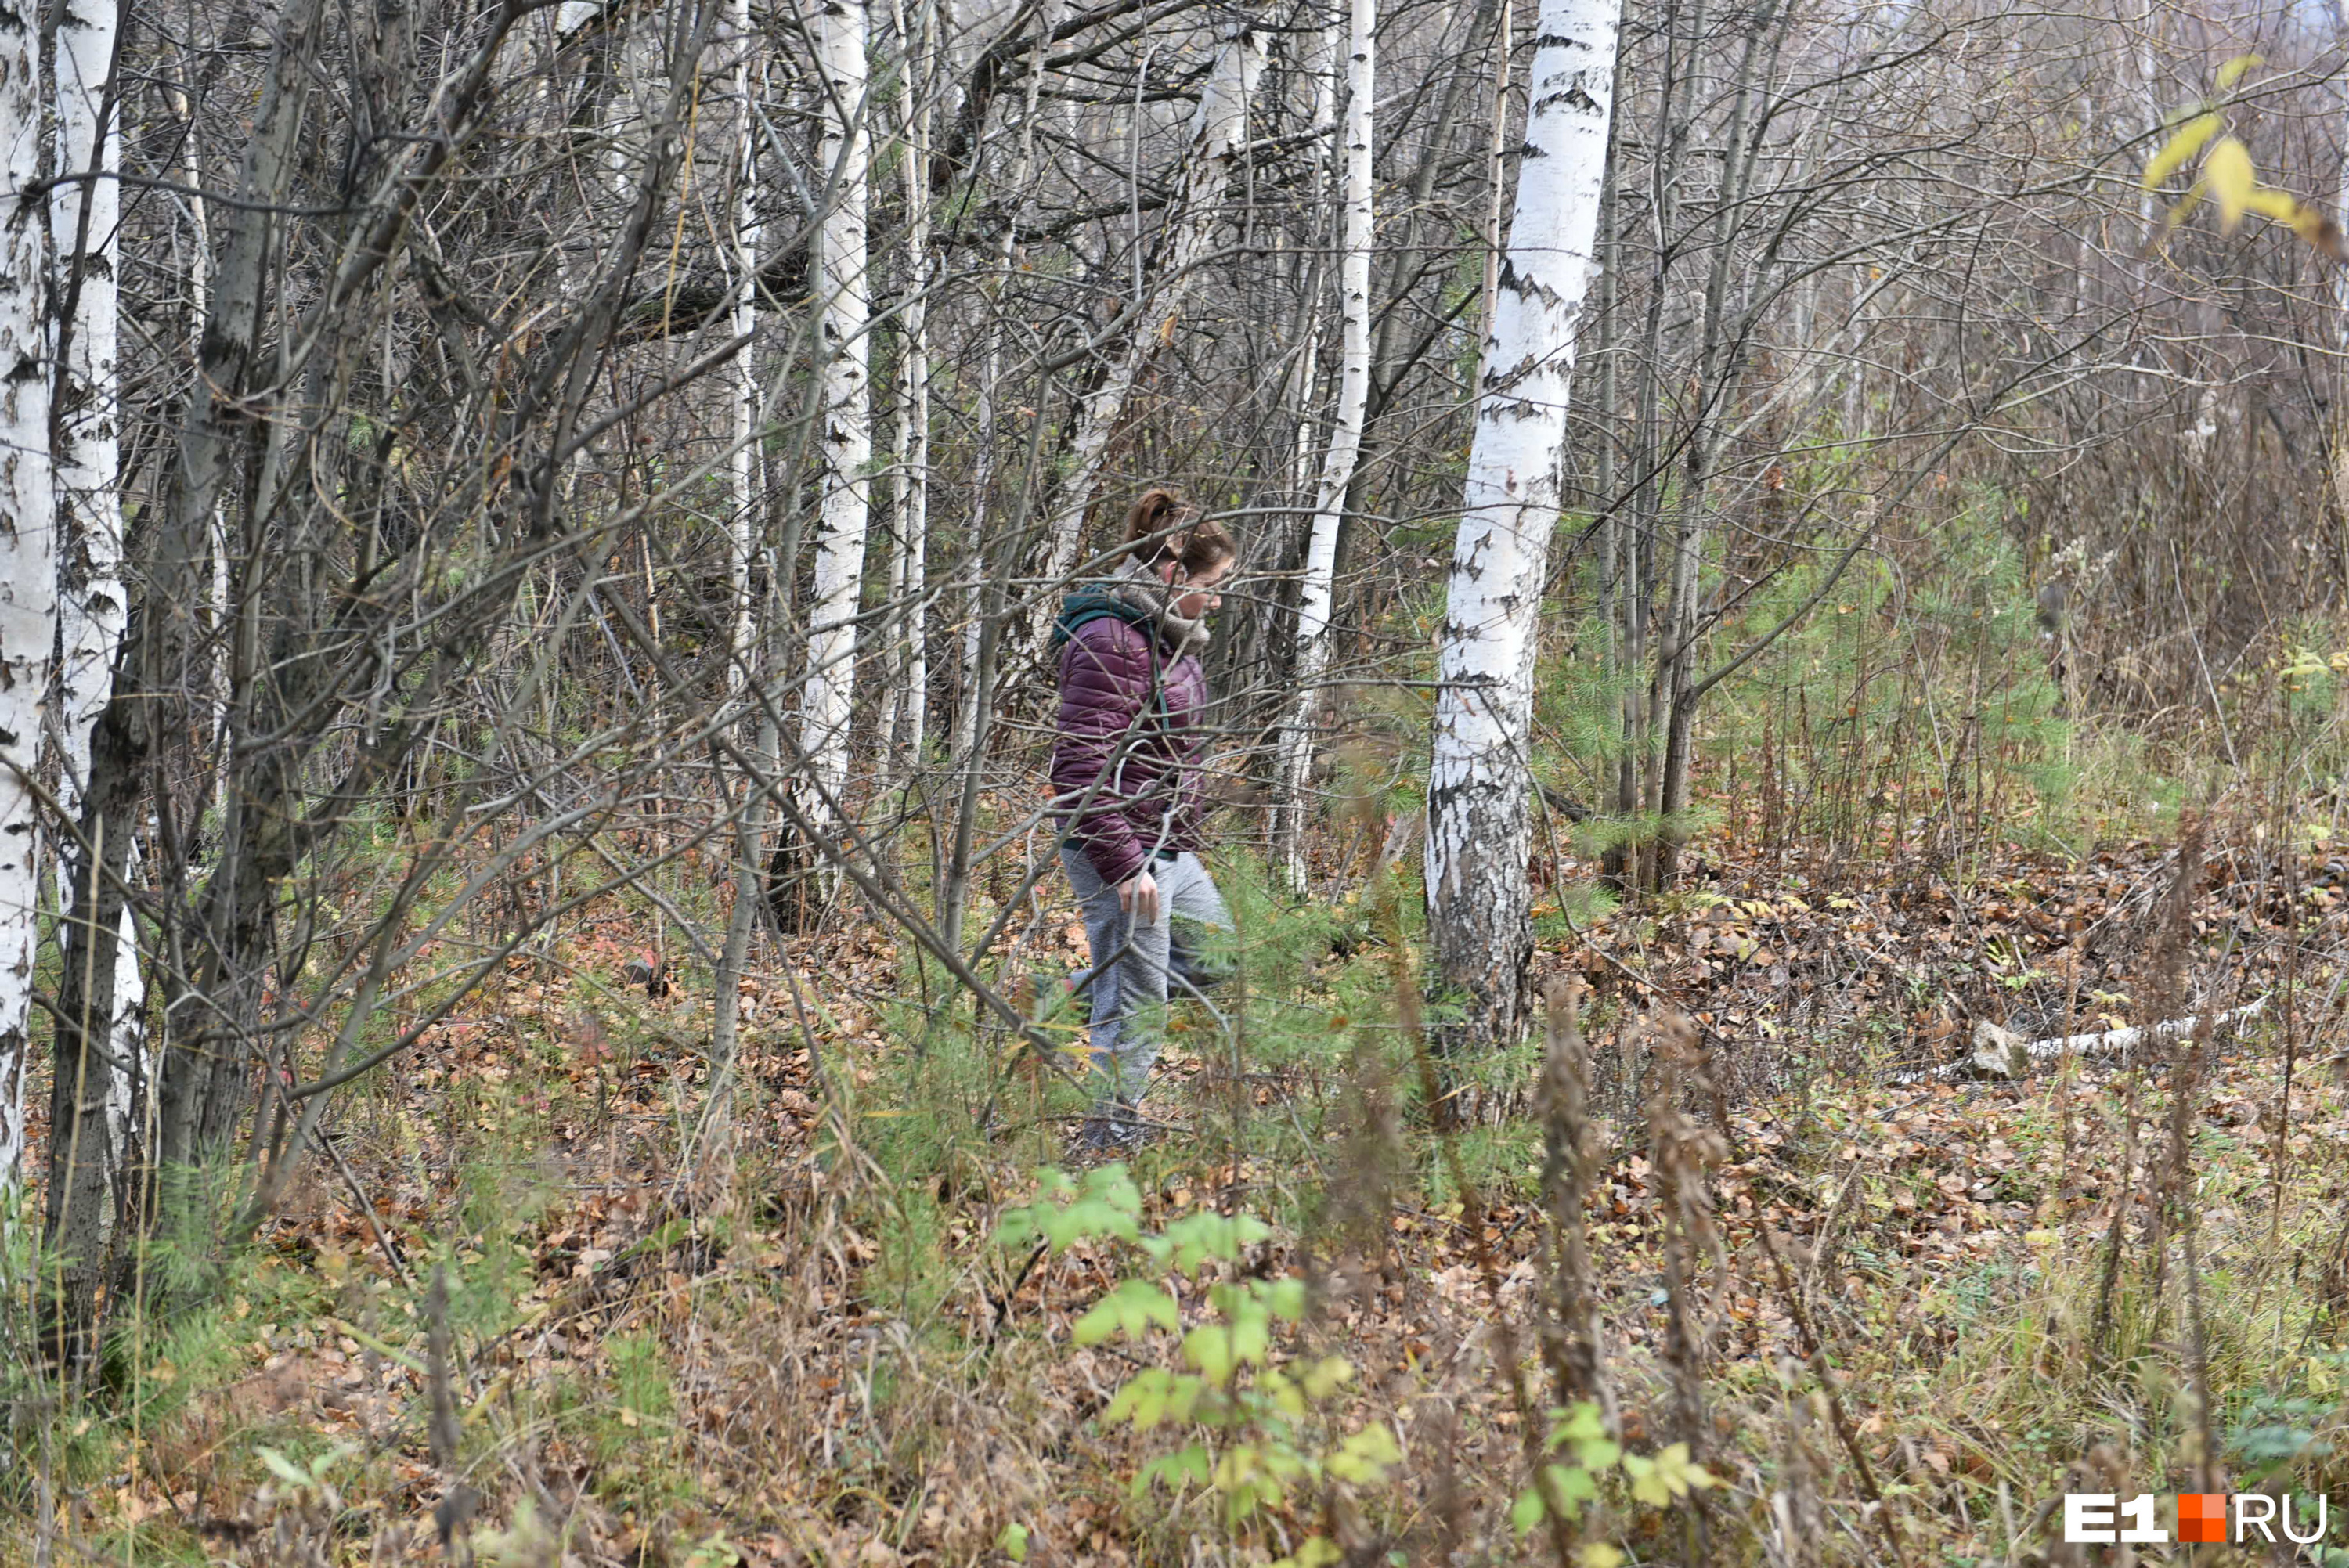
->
[425,1266,481,1556]
[2144,816,2205,1313]
[1752,1220,1904,1566]
[2134,819,2221,1494]
[1534,979,1619,1436]
[2045,1442,2131,1568]
[2151,825,2219,1493]
[2090,819,2206,1366]
[1378,876,1579,1564]
[1795,1155,1861,1333]
[2086,1069,2142,1370]
[2158,996,2221,1496]
[1734,1020,1902,1564]
[2268,793,2304,1248]
[1644,1012,1727,1563]
[1766,1364,1824,1568]
[2055,935,2085,1207]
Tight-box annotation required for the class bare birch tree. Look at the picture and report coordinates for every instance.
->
[1274,0,1373,892]
[0,0,49,1186]
[52,0,123,803]
[882,0,936,777]
[799,0,875,860]
[727,0,763,698]
[47,0,138,1238]
[1424,0,1620,1055]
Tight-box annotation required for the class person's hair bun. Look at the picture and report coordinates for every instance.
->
[1121,486,1237,579]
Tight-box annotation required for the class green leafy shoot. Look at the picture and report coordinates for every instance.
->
[996,1165,1142,1253]
[1073,1278,1182,1345]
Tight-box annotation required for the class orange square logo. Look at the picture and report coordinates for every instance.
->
[2178,1493,2227,1544]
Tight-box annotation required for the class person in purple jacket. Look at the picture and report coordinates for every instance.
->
[1048,487,1238,1152]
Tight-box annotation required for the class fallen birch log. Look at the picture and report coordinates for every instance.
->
[1896,996,2268,1084]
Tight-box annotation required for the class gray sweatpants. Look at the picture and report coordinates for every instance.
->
[1062,848,1232,1111]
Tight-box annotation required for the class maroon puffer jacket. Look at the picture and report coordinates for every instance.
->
[1051,612,1209,885]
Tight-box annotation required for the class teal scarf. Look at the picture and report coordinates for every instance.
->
[1048,561,1209,657]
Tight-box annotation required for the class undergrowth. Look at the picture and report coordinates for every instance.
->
[13,517,2349,1565]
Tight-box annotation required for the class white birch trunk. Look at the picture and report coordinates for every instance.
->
[1424,0,1618,1051]
[1477,0,1513,331]
[1034,25,1263,600]
[2330,2,2349,338]
[54,0,120,803]
[2337,127,2349,338]
[891,285,931,763]
[1283,30,1336,504]
[1275,0,1373,892]
[799,0,874,832]
[0,0,53,1183]
[53,0,142,1168]
[165,77,231,827]
[889,0,934,767]
[727,0,760,704]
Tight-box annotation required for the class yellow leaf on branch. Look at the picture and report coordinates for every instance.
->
[2206,136,2253,230]
[2143,112,2220,189]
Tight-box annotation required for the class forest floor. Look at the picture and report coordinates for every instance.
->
[15,798,2349,1566]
